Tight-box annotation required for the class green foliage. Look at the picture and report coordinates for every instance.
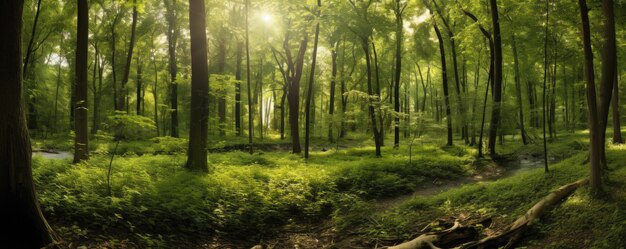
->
[106,112,157,140]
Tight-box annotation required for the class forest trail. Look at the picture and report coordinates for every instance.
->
[33,149,72,159]
[374,154,556,212]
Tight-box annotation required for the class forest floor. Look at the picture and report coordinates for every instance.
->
[31,130,626,248]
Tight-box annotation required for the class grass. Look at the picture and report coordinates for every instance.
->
[32,134,478,247]
[32,130,626,248]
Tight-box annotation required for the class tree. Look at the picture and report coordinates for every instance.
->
[487,0,503,156]
[392,0,406,148]
[0,0,58,247]
[245,0,254,153]
[305,0,322,159]
[433,22,453,146]
[74,0,89,163]
[164,0,179,137]
[185,0,209,171]
[118,0,139,112]
[578,0,617,194]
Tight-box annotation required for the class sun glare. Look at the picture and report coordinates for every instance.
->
[261,13,272,23]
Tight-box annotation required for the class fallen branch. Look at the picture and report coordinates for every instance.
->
[388,178,588,249]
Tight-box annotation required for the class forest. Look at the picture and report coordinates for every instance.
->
[1,0,626,248]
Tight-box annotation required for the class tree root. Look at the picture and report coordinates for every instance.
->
[389,178,588,249]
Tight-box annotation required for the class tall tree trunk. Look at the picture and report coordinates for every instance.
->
[136,56,143,115]
[245,0,254,153]
[328,42,338,142]
[372,40,385,147]
[578,0,602,194]
[305,0,321,158]
[542,0,550,172]
[612,68,623,143]
[434,24,453,146]
[512,34,528,145]
[119,0,138,112]
[362,36,382,157]
[110,12,120,111]
[73,0,89,163]
[53,58,62,132]
[217,38,227,136]
[165,0,179,137]
[598,0,617,173]
[393,0,404,148]
[152,47,160,136]
[487,0,503,156]
[186,0,210,171]
[0,1,58,245]
[235,40,243,136]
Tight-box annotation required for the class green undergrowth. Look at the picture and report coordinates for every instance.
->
[349,140,626,248]
[33,136,476,246]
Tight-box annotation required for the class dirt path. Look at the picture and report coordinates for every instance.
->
[375,154,557,212]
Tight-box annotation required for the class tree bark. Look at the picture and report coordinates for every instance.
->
[305,0,322,158]
[434,24,453,146]
[487,0,503,156]
[119,0,138,112]
[393,0,405,148]
[328,41,338,143]
[0,2,58,246]
[73,0,89,163]
[136,56,143,115]
[186,0,210,171]
[578,0,602,194]
[165,0,179,137]
[511,34,528,145]
[612,68,623,143]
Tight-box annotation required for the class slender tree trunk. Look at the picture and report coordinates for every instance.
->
[53,59,62,133]
[165,0,179,137]
[186,0,210,171]
[612,68,623,143]
[434,24,453,146]
[0,1,58,245]
[478,63,492,158]
[362,36,382,157]
[136,57,143,115]
[119,0,138,112]
[372,41,384,147]
[487,0,503,156]
[305,0,321,158]
[153,49,160,136]
[393,0,404,148]
[578,0,601,193]
[217,39,227,136]
[73,0,89,163]
[245,0,254,154]
[512,34,528,145]
[598,0,617,172]
[328,42,338,142]
[542,0,550,172]
[235,41,243,136]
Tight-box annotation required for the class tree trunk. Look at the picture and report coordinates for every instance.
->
[487,0,502,156]
[236,40,243,136]
[119,0,138,112]
[372,41,385,147]
[305,0,322,158]
[165,0,179,137]
[217,38,227,136]
[328,42,338,143]
[434,24,453,146]
[542,0,551,172]
[361,36,383,157]
[578,0,602,194]
[612,68,623,143]
[393,0,404,148]
[152,46,160,136]
[73,0,89,163]
[0,2,58,246]
[511,34,527,145]
[136,57,143,115]
[186,0,210,171]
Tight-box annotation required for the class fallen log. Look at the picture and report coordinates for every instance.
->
[388,178,589,249]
